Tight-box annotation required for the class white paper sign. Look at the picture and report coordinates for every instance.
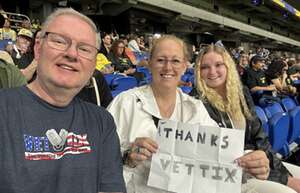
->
[148,120,245,193]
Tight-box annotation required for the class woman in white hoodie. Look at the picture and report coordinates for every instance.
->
[108,35,217,193]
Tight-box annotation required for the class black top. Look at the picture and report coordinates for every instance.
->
[11,49,34,69]
[244,68,270,89]
[108,53,134,73]
[77,70,113,108]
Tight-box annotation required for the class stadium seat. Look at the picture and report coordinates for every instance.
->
[180,86,192,94]
[263,102,284,119]
[281,97,297,112]
[185,68,194,75]
[281,98,300,145]
[111,76,138,97]
[181,74,190,82]
[0,40,12,51]
[268,112,290,156]
[136,66,152,84]
[255,106,269,135]
[287,108,300,144]
[294,96,300,105]
[104,73,124,87]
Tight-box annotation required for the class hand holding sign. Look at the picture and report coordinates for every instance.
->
[237,150,270,180]
[128,137,158,167]
[148,120,245,193]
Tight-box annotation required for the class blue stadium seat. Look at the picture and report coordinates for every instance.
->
[281,98,300,145]
[268,112,290,156]
[181,74,190,82]
[264,102,284,119]
[281,97,297,112]
[288,108,300,144]
[136,66,152,84]
[104,73,124,87]
[255,106,269,135]
[185,68,194,75]
[294,96,300,105]
[189,75,195,86]
[111,76,138,97]
[180,86,192,94]
[0,40,12,51]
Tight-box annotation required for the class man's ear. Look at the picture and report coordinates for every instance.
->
[34,39,42,60]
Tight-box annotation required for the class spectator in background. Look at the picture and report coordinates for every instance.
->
[237,51,249,81]
[128,34,141,53]
[137,35,147,51]
[99,32,111,57]
[109,39,134,73]
[108,39,144,82]
[244,55,280,106]
[192,43,300,193]
[95,52,114,74]
[0,18,16,41]
[287,59,300,81]
[120,35,138,65]
[20,19,31,31]
[31,18,41,32]
[265,59,297,97]
[0,14,26,88]
[6,28,34,69]
[20,29,41,82]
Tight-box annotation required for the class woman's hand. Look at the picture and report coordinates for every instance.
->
[236,150,270,180]
[127,137,158,167]
[288,176,300,193]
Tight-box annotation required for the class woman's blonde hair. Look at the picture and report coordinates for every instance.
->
[149,35,190,61]
[195,44,252,125]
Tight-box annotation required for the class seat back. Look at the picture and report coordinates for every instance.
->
[268,113,289,152]
[281,97,297,112]
[136,66,152,83]
[111,76,137,91]
[264,102,284,119]
[181,74,190,82]
[104,73,124,87]
[288,107,300,143]
[255,106,269,135]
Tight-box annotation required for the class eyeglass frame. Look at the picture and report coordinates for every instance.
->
[42,31,99,60]
[152,57,186,68]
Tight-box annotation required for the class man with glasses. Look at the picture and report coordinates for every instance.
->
[0,8,125,193]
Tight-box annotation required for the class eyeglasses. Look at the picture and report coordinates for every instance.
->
[154,58,184,68]
[43,32,98,60]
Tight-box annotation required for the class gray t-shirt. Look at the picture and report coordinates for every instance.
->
[0,86,125,193]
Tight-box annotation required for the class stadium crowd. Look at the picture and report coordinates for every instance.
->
[1,7,300,193]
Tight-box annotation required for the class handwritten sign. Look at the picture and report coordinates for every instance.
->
[147,120,245,193]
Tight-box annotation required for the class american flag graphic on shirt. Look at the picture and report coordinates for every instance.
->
[24,132,91,160]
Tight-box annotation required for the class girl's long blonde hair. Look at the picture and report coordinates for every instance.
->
[195,44,252,127]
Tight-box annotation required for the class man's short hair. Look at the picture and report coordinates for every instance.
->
[250,55,265,67]
[41,8,100,49]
